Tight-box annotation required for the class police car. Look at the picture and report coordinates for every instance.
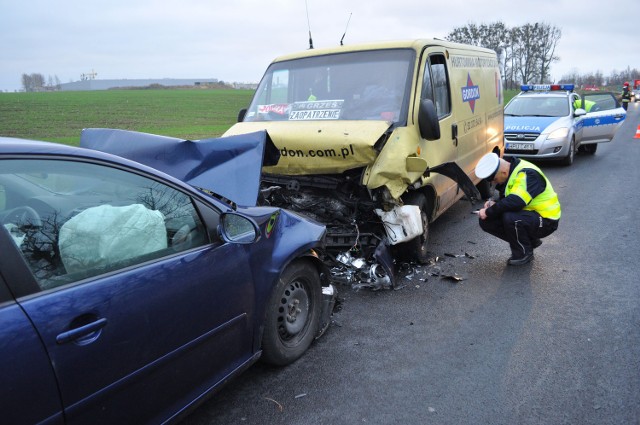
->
[504,84,626,165]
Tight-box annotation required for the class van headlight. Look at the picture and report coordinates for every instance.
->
[547,128,569,140]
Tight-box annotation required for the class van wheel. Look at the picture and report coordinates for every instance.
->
[396,192,430,264]
[561,137,575,166]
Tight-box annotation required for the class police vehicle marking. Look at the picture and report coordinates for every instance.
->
[582,115,625,127]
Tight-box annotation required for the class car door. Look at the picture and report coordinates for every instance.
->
[0,237,64,425]
[579,92,626,144]
[2,158,257,424]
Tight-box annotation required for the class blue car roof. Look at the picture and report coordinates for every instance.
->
[1,129,279,207]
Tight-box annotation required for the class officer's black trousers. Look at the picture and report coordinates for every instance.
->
[479,210,559,258]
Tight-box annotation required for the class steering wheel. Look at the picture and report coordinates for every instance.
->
[1,206,42,228]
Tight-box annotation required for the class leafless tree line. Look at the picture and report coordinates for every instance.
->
[558,67,640,88]
[446,21,561,89]
[21,73,61,92]
[446,21,639,89]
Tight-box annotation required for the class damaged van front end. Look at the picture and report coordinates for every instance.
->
[224,40,503,287]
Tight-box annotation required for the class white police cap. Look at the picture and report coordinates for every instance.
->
[475,152,500,180]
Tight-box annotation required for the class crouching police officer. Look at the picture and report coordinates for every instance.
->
[475,153,561,265]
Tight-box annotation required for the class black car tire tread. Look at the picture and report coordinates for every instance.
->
[261,259,321,366]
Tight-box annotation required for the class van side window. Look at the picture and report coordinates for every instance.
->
[432,56,451,118]
[421,65,434,103]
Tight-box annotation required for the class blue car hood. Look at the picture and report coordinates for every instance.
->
[504,116,559,133]
[81,128,279,206]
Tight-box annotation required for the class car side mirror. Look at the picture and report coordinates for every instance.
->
[219,212,259,244]
[237,108,247,122]
[574,108,586,117]
[418,99,441,140]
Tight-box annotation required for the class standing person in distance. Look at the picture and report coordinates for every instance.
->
[474,153,561,266]
[621,82,631,111]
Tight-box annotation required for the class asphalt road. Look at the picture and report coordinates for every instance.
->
[182,105,640,425]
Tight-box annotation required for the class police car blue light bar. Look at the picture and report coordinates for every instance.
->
[521,84,574,92]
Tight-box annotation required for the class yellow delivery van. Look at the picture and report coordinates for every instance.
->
[224,39,503,270]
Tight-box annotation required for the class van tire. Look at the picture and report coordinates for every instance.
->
[396,192,430,264]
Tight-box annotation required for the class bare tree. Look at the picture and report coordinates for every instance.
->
[21,73,46,92]
[512,24,541,84]
[21,74,32,92]
[535,23,561,83]
[446,21,561,86]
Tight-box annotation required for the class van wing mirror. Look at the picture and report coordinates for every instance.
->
[418,99,441,141]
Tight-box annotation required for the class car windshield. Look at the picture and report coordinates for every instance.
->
[243,49,415,123]
[505,95,569,117]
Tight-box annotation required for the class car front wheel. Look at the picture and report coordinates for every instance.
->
[261,259,322,366]
[561,137,575,166]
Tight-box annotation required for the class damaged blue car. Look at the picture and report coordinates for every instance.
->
[0,129,336,424]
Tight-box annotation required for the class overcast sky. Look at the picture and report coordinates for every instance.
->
[0,0,635,91]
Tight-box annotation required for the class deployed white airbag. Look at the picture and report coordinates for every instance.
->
[59,204,167,273]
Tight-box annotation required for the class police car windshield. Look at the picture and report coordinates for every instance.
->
[243,49,415,123]
[504,95,569,117]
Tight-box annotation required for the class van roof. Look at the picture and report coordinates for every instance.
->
[271,39,497,62]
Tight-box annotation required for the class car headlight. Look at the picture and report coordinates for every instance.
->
[547,127,569,140]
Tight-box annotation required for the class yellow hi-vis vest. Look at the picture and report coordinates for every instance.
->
[505,160,561,220]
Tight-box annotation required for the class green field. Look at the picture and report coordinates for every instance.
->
[0,89,255,146]
[0,88,519,147]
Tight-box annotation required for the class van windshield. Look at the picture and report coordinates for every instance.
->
[243,49,415,123]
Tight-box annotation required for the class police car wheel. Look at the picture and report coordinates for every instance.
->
[583,143,597,155]
[561,137,575,166]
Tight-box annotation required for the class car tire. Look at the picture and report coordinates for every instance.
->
[583,143,597,155]
[561,137,575,166]
[261,259,322,366]
[395,192,430,264]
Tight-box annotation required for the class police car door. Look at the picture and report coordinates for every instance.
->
[579,92,626,144]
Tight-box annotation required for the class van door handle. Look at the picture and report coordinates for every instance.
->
[452,123,458,146]
[56,318,108,345]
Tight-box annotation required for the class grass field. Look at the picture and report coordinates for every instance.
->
[0,89,255,146]
[0,88,519,147]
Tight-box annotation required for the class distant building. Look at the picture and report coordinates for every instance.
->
[59,78,225,91]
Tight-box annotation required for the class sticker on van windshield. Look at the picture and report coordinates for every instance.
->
[289,100,344,121]
[258,104,289,116]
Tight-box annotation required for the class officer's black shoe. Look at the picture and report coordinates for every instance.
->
[507,252,534,266]
[532,239,542,249]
